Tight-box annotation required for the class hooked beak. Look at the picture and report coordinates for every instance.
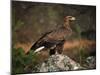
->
[71,17,76,21]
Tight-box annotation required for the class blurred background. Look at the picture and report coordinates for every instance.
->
[12,1,96,53]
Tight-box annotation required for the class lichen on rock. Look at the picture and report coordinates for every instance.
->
[38,54,83,72]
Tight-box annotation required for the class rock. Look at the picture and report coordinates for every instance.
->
[38,54,83,72]
[85,56,96,69]
[31,54,96,73]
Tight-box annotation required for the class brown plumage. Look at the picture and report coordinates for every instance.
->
[31,16,76,55]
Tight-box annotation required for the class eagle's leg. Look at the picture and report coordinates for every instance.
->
[49,44,63,55]
[49,45,56,55]
[55,42,63,54]
[49,48,56,55]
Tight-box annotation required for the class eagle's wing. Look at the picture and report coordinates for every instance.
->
[30,31,53,50]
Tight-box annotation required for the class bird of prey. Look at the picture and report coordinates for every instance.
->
[30,16,76,55]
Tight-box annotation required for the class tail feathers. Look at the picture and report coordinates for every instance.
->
[34,46,45,53]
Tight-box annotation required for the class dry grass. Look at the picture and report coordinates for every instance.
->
[63,39,96,62]
[63,39,95,51]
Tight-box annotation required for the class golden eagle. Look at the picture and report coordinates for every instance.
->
[31,16,76,55]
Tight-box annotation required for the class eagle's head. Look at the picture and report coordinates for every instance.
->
[64,16,76,22]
